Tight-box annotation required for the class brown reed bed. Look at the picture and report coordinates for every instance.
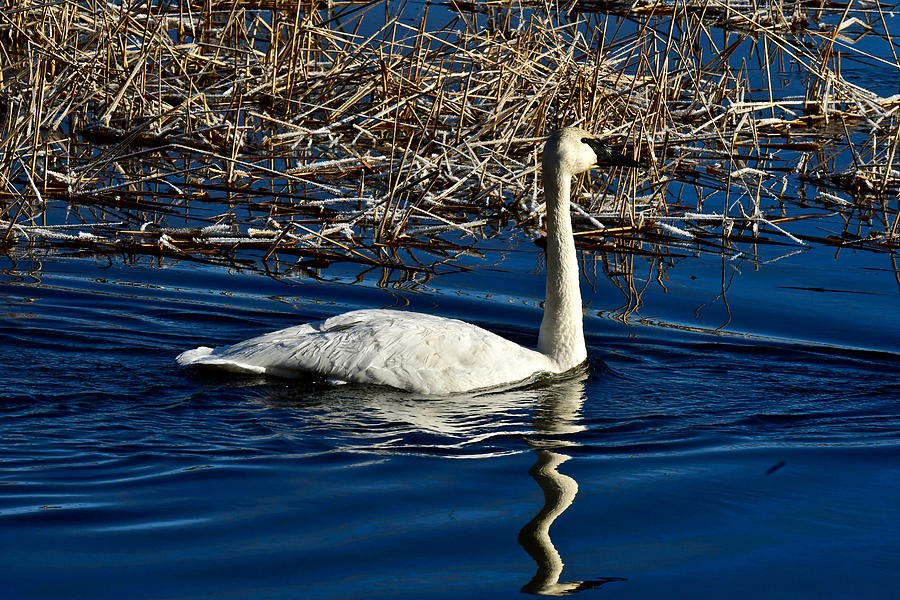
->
[1,0,898,281]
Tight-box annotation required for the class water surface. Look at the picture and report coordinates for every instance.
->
[2,242,899,599]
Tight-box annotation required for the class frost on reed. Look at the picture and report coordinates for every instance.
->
[0,0,898,280]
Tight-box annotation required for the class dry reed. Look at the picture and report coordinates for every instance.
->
[1,0,898,280]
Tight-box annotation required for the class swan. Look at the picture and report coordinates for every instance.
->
[177,127,642,394]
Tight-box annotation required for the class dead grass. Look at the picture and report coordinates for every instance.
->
[0,0,898,280]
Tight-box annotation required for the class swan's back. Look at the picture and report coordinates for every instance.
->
[177,309,557,395]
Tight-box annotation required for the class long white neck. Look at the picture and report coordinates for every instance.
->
[537,166,587,370]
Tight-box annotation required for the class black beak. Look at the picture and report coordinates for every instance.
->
[582,137,645,168]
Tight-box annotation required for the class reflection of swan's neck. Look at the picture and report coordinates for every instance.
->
[518,449,578,595]
[538,165,586,370]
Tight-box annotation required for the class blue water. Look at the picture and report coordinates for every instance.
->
[2,238,899,599]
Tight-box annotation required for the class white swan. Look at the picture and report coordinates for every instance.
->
[177,127,642,394]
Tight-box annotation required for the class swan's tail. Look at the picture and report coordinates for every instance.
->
[176,346,267,375]
[176,346,214,365]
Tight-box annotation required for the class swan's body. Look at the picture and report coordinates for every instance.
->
[177,127,641,394]
[178,309,557,395]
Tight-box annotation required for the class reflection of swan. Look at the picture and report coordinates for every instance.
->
[176,128,641,394]
[519,449,582,595]
[519,373,626,595]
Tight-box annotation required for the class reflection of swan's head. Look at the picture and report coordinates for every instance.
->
[518,448,579,596]
[520,449,627,596]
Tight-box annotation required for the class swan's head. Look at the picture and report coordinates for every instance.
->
[543,127,643,176]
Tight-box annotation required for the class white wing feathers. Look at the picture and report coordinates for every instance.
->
[177,309,558,394]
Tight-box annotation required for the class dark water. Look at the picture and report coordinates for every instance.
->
[2,239,899,599]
